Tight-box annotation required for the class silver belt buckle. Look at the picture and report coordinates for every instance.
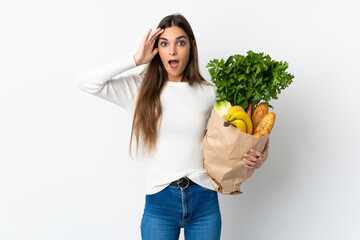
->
[177,177,190,189]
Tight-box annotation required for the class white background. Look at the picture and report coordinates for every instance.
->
[1,0,359,239]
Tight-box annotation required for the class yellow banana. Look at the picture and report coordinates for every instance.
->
[226,106,245,122]
[228,110,253,134]
[230,119,247,132]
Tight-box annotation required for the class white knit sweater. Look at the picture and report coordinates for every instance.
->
[77,55,218,194]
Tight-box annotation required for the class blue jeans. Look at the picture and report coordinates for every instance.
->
[140,183,222,240]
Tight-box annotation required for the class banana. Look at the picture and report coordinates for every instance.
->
[228,110,253,134]
[225,106,245,122]
[230,119,247,132]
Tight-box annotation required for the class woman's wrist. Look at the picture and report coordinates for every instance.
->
[133,54,140,66]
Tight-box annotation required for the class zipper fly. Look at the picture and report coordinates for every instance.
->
[180,188,192,222]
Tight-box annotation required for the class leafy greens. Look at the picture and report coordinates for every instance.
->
[206,50,294,112]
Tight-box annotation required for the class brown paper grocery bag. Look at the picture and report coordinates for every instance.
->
[203,109,270,195]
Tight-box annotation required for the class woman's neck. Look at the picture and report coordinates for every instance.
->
[167,74,185,82]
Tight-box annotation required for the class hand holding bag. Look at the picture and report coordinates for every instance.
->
[203,109,269,195]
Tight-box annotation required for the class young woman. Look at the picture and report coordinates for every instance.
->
[77,13,270,240]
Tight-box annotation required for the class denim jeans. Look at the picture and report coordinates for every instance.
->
[140,183,222,240]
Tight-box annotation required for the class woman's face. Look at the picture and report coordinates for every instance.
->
[157,26,191,82]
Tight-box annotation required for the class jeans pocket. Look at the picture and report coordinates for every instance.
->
[146,185,170,199]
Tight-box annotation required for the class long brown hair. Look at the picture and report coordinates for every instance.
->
[129,13,212,160]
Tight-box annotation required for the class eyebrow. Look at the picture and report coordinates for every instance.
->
[159,35,187,41]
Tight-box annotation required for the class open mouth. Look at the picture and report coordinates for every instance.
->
[168,60,179,69]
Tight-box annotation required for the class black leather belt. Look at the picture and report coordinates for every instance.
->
[170,177,196,189]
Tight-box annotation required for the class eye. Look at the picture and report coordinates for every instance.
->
[160,41,185,47]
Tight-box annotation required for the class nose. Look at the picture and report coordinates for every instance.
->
[169,44,176,56]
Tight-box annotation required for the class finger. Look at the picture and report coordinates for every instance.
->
[147,28,157,40]
[242,158,257,167]
[152,48,159,57]
[141,29,149,43]
[141,29,152,46]
[149,28,163,41]
[251,162,261,169]
[242,158,252,165]
[250,149,261,157]
[153,27,163,34]
[150,32,163,44]
[244,153,258,163]
[145,28,152,40]
[152,29,164,42]
[145,28,157,42]
[245,165,256,169]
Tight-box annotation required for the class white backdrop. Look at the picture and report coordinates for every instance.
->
[1,0,359,239]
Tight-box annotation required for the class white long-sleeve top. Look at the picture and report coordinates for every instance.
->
[77,55,218,194]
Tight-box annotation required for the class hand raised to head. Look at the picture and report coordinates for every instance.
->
[133,27,165,66]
